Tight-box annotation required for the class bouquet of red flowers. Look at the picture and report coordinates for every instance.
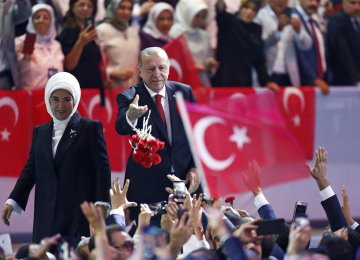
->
[129,111,165,168]
[225,196,235,207]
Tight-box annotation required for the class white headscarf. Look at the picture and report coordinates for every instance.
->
[142,2,173,40]
[44,72,81,157]
[170,0,208,37]
[26,3,57,44]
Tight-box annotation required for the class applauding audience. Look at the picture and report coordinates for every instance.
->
[15,3,64,90]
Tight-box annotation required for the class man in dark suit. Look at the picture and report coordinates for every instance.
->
[115,47,200,219]
[294,0,330,94]
[1,72,111,247]
[326,0,360,86]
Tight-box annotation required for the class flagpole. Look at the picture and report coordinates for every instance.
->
[175,92,211,198]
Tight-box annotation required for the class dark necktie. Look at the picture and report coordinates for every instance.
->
[309,18,324,79]
[155,94,167,128]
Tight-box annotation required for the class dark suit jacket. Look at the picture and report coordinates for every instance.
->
[321,194,347,232]
[9,112,111,246]
[326,11,360,85]
[115,81,196,207]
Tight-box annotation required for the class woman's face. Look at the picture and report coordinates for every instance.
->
[32,9,51,35]
[191,9,207,28]
[50,89,74,121]
[73,0,94,22]
[155,10,173,35]
[239,3,258,23]
[114,0,133,24]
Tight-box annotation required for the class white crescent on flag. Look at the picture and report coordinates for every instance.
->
[0,97,19,126]
[194,116,236,171]
[88,95,113,123]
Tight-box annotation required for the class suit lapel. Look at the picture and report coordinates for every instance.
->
[166,83,179,145]
[41,122,56,168]
[54,113,82,166]
[138,83,170,144]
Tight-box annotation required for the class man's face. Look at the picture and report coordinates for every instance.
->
[139,53,170,93]
[110,231,134,260]
[300,0,319,15]
[343,0,360,17]
[49,89,74,121]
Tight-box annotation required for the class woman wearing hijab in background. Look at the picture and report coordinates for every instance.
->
[169,0,218,87]
[15,3,64,89]
[57,0,104,92]
[140,2,174,50]
[1,72,111,247]
[96,0,140,89]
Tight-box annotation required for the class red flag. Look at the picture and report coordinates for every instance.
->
[0,91,32,177]
[276,87,315,160]
[78,89,129,172]
[177,91,309,198]
[163,35,203,90]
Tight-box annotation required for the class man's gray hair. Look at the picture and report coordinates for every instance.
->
[138,47,170,68]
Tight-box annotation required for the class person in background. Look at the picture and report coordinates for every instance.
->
[140,2,174,50]
[169,0,219,87]
[15,3,64,89]
[96,0,140,89]
[212,0,280,91]
[254,0,312,87]
[294,0,330,94]
[1,72,111,247]
[57,0,105,91]
[326,0,360,86]
[0,0,31,89]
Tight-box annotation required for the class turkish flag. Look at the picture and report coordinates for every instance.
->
[79,89,129,172]
[178,91,309,198]
[163,35,203,90]
[275,87,315,160]
[0,91,32,177]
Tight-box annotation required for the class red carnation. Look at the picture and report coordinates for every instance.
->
[225,196,235,207]
[130,134,140,144]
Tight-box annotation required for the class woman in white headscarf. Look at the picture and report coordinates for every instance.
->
[96,0,140,89]
[169,0,218,87]
[15,3,64,89]
[2,72,111,247]
[140,2,174,50]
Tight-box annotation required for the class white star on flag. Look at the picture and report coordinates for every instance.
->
[1,128,11,141]
[292,114,301,127]
[229,126,251,149]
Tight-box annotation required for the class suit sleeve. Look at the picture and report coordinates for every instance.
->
[258,204,277,220]
[115,88,137,135]
[9,127,37,211]
[321,194,347,232]
[89,121,111,203]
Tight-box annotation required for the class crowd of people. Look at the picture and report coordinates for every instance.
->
[2,142,360,259]
[0,0,359,92]
[1,0,360,259]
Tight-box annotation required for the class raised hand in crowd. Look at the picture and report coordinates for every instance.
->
[314,78,330,95]
[2,204,14,226]
[81,201,119,260]
[341,185,356,227]
[77,25,97,47]
[167,211,193,258]
[136,203,152,234]
[110,178,137,210]
[126,94,149,123]
[242,160,262,195]
[185,168,201,194]
[308,146,330,190]
[290,16,302,33]
[286,221,311,256]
